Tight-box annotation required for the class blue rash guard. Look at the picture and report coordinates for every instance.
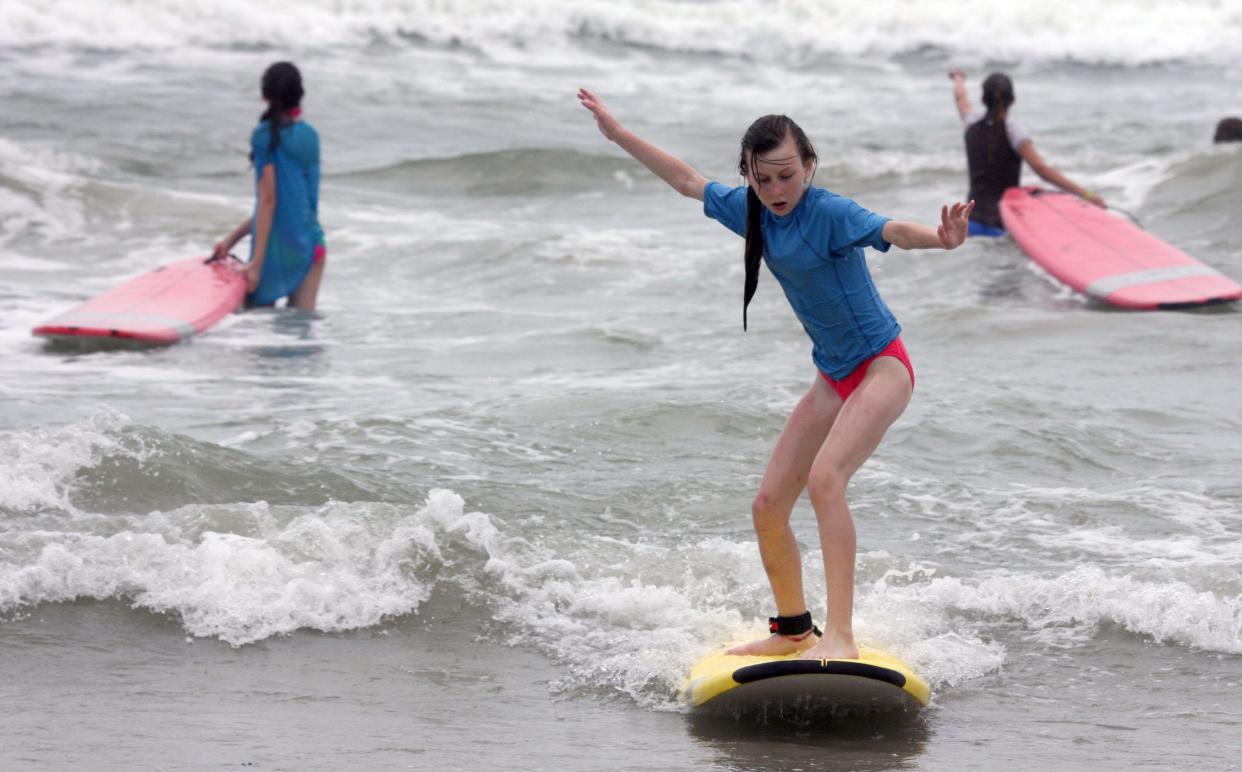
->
[248,120,324,306]
[703,182,900,380]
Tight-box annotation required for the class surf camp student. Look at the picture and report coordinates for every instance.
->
[1214,117,1242,143]
[949,69,1104,237]
[578,87,974,661]
[211,61,326,310]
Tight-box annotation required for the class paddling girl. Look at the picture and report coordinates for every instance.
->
[212,61,325,310]
[950,69,1104,237]
[578,88,973,661]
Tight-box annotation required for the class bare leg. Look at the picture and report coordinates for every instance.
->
[727,376,843,656]
[289,258,325,311]
[800,357,912,660]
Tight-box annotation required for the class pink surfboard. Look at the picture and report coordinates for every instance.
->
[999,186,1242,309]
[33,255,247,344]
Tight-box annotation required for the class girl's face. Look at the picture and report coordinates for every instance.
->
[744,134,815,216]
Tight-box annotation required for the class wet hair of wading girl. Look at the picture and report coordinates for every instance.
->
[250,61,304,163]
[740,115,818,330]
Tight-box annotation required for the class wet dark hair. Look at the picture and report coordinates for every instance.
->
[981,72,1015,121]
[1214,116,1242,143]
[738,115,817,330]
[258,61,304,155]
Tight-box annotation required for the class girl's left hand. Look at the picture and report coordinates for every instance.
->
[578,88,623,142]
[937,200,975,249]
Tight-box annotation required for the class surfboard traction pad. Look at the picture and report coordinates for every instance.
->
[683,647,930,718]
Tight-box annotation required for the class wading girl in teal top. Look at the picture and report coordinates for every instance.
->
[212,61,326,310]
[579,87,973,661]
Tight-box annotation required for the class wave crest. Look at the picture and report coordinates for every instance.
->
[1,0,1236,66]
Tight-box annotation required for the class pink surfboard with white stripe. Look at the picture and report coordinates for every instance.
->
[999,186,1242,309]
[33,256,247,344]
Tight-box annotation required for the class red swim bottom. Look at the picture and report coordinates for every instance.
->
[819,337,915,401]
[312,243,327,265]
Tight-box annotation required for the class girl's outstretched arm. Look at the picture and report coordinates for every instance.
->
[882,200,975,250]
[949,69,972,121]
[1018,142,1106,209]
[578,88,708,201]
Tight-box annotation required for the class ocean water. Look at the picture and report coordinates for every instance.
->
[2,1,1241,769]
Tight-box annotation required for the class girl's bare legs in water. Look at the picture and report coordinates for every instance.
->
[289,258,325,311]
[727,356,912,660]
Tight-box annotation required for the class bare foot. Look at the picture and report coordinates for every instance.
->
[726,630,819,657]
[799,630,859,661]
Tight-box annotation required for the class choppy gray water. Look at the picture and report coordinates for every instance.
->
[2,2,1241,770]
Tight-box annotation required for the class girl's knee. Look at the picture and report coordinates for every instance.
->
[807,465,848,506]
[751,491,788,530]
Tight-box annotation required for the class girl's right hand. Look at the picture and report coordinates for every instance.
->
[210,240,232,262]
[578,88,623,142]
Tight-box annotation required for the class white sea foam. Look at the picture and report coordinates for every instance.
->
[884,470,1242,576]
[0,137,96,245]
[0,0,1237,66]
[0,137,101,183]
[0,409,136,513]
[0,491,475,645]
[4,441,1238,704]
[898,566,1242,655]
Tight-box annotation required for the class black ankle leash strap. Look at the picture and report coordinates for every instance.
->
[768,611,821,637]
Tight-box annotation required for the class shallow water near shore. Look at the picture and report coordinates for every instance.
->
[2,1,1241,769]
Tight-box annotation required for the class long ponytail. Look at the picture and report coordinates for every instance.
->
[738,115,817,330]
[742,187,763,331]
[257,61,304,157]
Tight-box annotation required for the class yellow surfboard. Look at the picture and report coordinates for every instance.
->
[683,646,929,715]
